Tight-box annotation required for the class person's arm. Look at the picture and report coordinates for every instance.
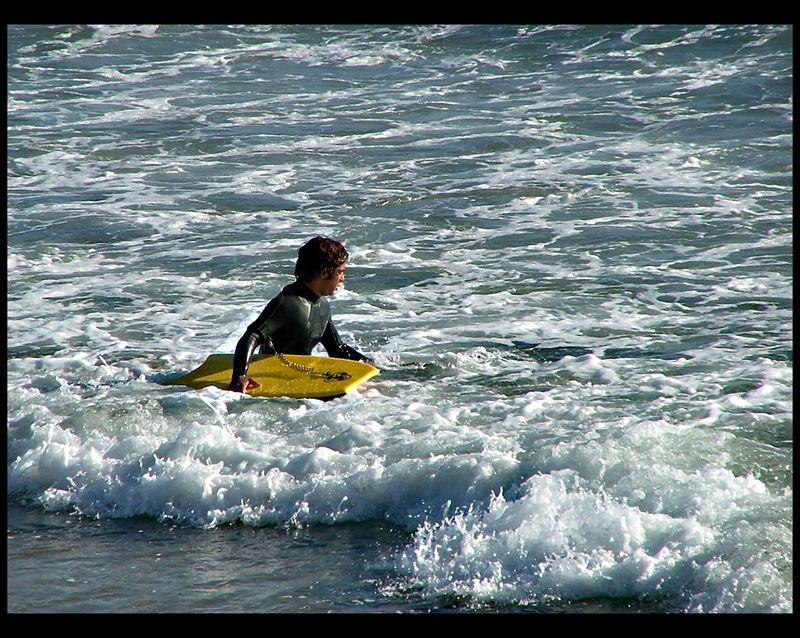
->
[228,296,286,392]
[320,320,372,363]
[228,329,264,392]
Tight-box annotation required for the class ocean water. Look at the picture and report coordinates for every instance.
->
[6,24,792,614]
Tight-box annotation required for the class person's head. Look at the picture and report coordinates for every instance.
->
[294,236,349,291]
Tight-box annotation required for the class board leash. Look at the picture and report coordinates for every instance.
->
[267,338,352,382]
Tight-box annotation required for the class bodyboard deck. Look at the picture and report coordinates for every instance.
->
[162,354,379,399]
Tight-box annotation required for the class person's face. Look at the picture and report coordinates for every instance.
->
[322,264,347,295]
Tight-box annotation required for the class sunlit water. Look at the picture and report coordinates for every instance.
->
[7,24,792,613]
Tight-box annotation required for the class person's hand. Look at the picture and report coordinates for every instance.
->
[228,375,262,393]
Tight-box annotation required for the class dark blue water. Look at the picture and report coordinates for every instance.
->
[7,24,792,613]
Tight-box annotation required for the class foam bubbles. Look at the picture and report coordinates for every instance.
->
[396,470,791,611]
[7,24,792,612]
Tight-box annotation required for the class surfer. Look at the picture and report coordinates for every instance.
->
[228,236,371,393]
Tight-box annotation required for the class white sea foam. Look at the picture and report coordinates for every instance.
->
[396,469,791,611]
[8,24,792,612]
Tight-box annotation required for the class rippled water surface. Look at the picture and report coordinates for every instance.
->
[7,24,792,613]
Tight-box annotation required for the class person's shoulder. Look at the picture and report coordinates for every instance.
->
[276,283,312,317]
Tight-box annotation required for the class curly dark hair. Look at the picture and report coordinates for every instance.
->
[294,236,349,282]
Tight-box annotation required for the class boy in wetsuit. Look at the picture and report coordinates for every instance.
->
[228,236,371,393]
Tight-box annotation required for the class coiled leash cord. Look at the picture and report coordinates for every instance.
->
[267,338,350,382]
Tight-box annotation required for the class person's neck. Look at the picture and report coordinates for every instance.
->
[301,277,325,299]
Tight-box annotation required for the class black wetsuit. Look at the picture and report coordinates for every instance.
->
[230,280,369,382]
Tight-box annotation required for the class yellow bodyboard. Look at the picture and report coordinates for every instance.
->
[162,354,379,399]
